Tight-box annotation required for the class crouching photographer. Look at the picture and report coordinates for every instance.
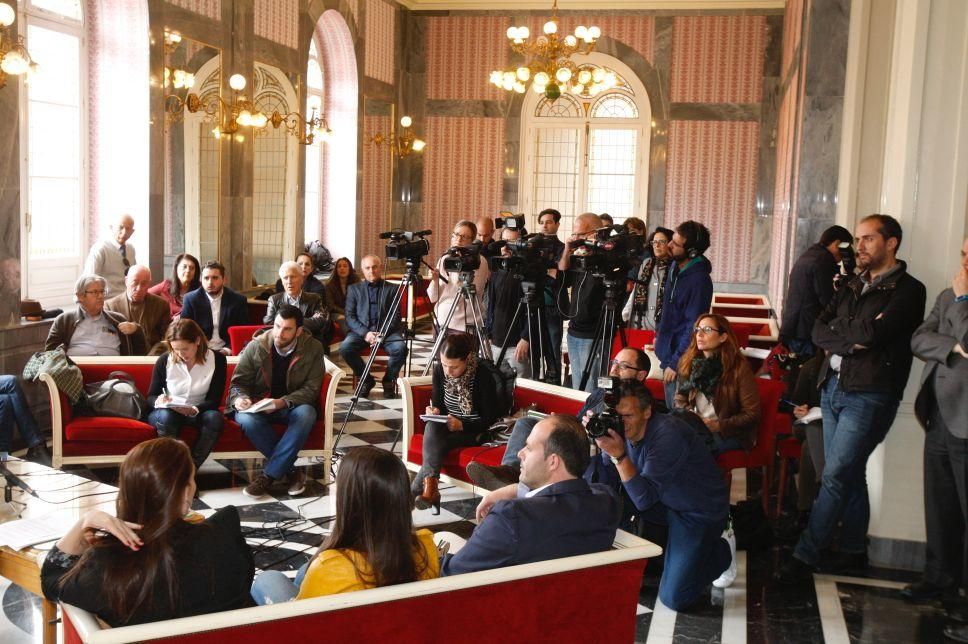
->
[587,379,731,612]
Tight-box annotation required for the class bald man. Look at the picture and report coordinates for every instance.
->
[105,264,172,355]
[476,217,495,245]
[84,214,137,296]
[339,255,408,398]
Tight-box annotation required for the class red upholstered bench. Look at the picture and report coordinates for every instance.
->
[40,356,345,479]
[60,529,661,644]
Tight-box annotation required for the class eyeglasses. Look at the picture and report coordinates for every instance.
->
[694,325,723,335]
[608,359,638,370]
[451,232,473,241]
[84,289,107,297]
[650,239,669,246]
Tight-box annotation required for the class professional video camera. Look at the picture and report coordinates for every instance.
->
[585,376,624,439]
[495,212,527,231]
[442,243,482,273]
[570,224,644,275]
[833,241,856,291]
[381,229,432,263]
[488,232,559,280]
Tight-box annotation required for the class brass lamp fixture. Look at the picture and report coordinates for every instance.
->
[163,31,195,90]
[0,2,37,89]
[165,72,268,140]
[489,0,615,100]
[367,115,426,158]
[266,95,332,146]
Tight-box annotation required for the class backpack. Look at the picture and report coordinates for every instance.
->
[477,357,516,418]
[305,240,334,273]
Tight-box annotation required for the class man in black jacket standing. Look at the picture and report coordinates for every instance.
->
[780,225,854,355]
[777,214,926,582]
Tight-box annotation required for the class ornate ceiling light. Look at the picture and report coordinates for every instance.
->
[0,2,37,89]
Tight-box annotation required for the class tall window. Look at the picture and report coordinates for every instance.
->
[21,0,85,305]
[304,39,324,244]
[520,54,651,242]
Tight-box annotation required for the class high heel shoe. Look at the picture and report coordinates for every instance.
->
[414,476,441,515]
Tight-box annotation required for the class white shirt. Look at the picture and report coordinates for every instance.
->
[523,482,553,498]
[165,349,217,406]
[84,239,135,297]
[206,291,224,350]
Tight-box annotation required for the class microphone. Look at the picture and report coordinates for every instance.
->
[0,463,38,498]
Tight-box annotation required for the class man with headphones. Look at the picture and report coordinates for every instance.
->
[655,221,714,405]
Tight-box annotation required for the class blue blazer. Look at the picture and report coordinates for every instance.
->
[344,280,401,337]
[441,478,620,576]
[179,287,250,343]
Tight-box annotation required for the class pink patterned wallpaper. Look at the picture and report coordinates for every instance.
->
[665,120,760,283]
[524,15,655,64]
[167,0,220,20]
[670,16,767,104]
[254,0,299,49]
[426,17,508,101]
[365,0,395,85]
[422,117,505,259]
[360,115,392,259]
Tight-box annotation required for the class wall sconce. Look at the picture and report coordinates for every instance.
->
[266,95,332,146]
[367,115,426,158]
[165,72,268,140]
[0,2,37,89]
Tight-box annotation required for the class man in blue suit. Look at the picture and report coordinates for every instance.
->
[442,415,620,576]
[339,255,408,398]
[180,261,249,355]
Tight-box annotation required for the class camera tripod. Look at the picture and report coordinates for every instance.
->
[494,277,558,384]
[577,272,628,391]
[421,270,490,376]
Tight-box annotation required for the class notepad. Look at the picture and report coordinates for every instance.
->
[0,513,76,551]
[237,398,277,414]
[420,414,450,423]
[795,406,823,425]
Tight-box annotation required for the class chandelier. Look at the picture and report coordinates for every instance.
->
[488,0,616,100]
[0,2,37,89]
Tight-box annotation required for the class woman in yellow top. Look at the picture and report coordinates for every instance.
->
[250,446,439,604]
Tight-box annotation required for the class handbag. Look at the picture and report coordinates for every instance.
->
[77,371,147,420]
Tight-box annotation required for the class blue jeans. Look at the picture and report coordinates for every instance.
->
[501,416,540,468]
[251,562,309,605]
[0,376,43,452]
[639,504,730,611]
[237,405,317,480]
[794,375,899,565]
[339,332,407,380]
[147,408,224,468]
[567,334,598,393]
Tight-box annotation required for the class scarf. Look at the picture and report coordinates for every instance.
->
[631,257,670,327]
[678,354,723,400]
[443,353,478,416]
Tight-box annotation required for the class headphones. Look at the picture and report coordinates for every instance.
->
[685,223,711,259]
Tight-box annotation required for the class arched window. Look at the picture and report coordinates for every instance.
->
[519,53,652,242]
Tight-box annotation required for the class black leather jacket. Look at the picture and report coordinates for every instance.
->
[812,260,926,396]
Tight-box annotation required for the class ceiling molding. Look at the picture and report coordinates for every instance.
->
[395,0,785,10]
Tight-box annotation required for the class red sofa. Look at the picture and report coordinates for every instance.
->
[60,529,661,644]
[39,356,344,475]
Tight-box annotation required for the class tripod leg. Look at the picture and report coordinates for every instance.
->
[421,291,463,376]
[496,298,527,367]
[578,309,607,391]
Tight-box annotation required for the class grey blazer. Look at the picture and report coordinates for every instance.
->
[911,288,968,437]
[263,291,330,338]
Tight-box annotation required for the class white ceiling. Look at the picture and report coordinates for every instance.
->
[395,0,785,10]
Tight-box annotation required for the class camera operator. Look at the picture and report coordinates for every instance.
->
[466,347,651,490]
[558,212,605,392]
[588,379,731,611]
[485,227,532,377]
[656,220,713,405]
[779,225,854,356]
[476,216,495,245]
[428,220,490,335]
[538,208,566,382]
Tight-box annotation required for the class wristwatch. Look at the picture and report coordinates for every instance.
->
[609,452,627,465]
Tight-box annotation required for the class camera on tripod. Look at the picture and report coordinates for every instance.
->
[585,376,624,439]
[442,243,482,273]
[489,233,558,280]
[495,213,527,231]
[381,229,432,262]
[570,224,644,275]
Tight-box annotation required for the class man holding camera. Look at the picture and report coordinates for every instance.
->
[559,212,605,392]
[590,379,731,611]
[486,226,532,377]
[339,255,408,398]
[538,208,566,383]
[655,221,714,405]
[428,220,490,336]
[466,347,651,490]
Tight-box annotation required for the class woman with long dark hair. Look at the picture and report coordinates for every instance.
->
[623,227,674,330]
[41,438,253,626]
[674,313,761,455]
[413,332,499,513]
[146,318,227,469]
[325,257,360,335]
[148,253,201,318]
[250,446,439,603]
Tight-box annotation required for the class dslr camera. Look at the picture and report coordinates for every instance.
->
[382,229,431,263]
[442,243,482,273]
[585,376,624,439]
[570,224,644,275]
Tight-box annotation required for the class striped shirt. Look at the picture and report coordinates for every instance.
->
[443,377,479,421]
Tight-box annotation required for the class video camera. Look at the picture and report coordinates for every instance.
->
[833,241,856,291]
[442,242,482,273]
[570,224,644,276]
[488,232,559,280]
[585,376,624,439]
[381,229,432,263]
[495,213,527,231]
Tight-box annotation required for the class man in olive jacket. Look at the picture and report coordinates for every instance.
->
[229,305,325,499]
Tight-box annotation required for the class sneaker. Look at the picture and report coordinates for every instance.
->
[243,474,272,499]
[26,442,52,467]
[712,528,737,589]
[466,462,520,491]
[287,469,307,496]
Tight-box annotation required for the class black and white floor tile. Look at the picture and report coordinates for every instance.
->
[0,333,956,642]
